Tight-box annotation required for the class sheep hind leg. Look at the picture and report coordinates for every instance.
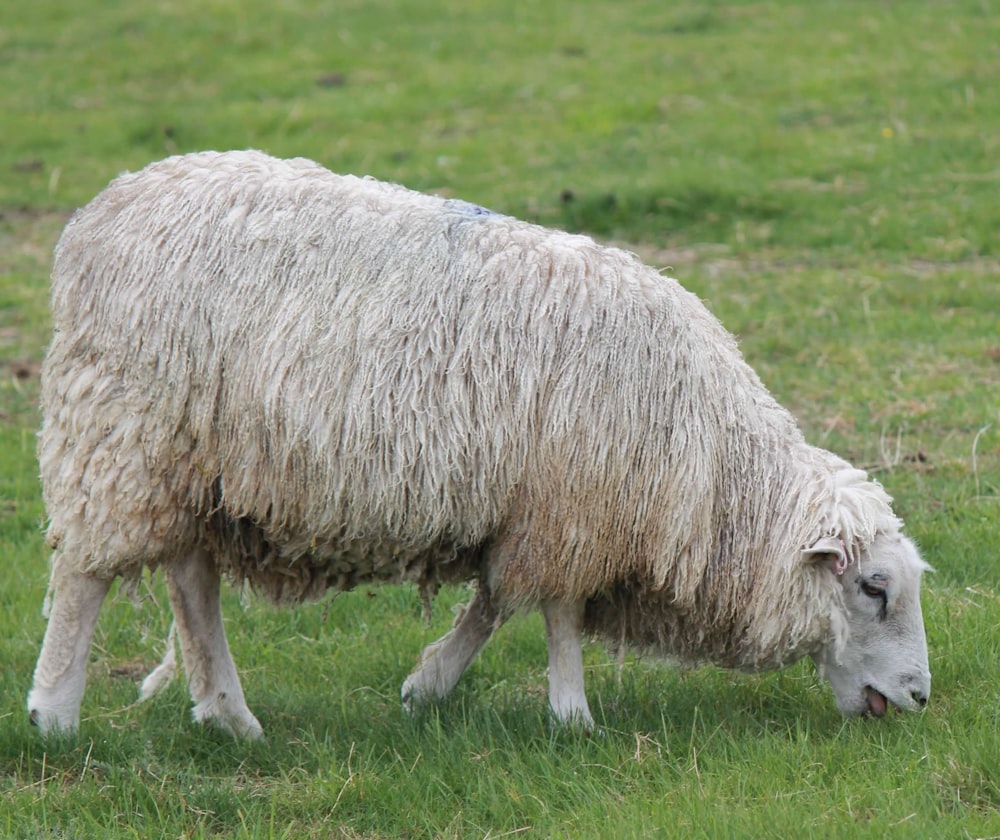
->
[27,562,112,735]
[542,598,594,729]
[165,547,263,739]
[401,587,507,711]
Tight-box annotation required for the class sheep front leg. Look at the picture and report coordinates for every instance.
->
[542,599,594,729]
[28,562,112,735]
[401,588,506,710]
[166,548,263,739]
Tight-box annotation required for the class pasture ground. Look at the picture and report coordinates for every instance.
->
[1,1,998,837]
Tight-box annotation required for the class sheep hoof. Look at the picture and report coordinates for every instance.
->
[27,707,78,737]
[200,712,265,740]
[192,694,264,739]
[26,690,80,736]
[550,708,598,735]
[400,676,425,714]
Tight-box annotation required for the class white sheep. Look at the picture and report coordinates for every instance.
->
[28,150,931,738]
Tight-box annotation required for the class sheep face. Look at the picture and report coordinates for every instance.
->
[811,533,931,716]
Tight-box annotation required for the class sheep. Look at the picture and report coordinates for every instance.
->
[28,150,931,738]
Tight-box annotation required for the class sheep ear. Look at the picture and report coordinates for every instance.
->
[802,536,848,576]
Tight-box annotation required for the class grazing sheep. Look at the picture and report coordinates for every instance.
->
[28,150,931,738]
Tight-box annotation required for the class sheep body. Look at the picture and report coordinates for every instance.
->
[30,151,930,735]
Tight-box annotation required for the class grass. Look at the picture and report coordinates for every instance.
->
[2,0,999,836]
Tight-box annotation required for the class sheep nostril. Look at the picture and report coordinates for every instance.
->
[911,690,928,708]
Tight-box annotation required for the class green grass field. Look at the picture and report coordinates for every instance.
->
[2,0,998,837]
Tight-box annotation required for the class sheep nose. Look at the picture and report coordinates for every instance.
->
[910,689,928,708]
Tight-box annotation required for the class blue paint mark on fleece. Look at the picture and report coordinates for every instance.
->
[444,199,496,218]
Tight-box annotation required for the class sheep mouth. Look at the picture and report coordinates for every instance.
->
[863,686,894,717]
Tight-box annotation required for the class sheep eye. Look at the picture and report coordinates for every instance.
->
[859,575,889,619]
[860,581,886,599]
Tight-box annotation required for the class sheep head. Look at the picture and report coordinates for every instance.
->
[806,533,932,716]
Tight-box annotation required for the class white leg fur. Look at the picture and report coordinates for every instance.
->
[542,599,594,728]
[139,621,178,701]
[28,563,112,734]
[166,548,263,739]
[401,589,504,709]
